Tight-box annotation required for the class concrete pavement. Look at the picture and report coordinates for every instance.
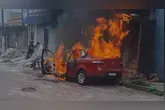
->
[0,62,164,102]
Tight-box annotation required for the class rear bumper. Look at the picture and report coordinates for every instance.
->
[87,72,121,79]
[87,67,123,78]
[87,76,121,82]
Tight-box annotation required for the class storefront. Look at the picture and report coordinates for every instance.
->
[21,9,56,51]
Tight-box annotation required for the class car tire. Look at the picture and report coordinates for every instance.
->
[76,71,87,85]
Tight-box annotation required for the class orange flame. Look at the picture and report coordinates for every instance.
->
[53,13,131,76]
[71,42,84,59]
[55,43,66,74]
[88,13,131,59]
[54,42,84,75]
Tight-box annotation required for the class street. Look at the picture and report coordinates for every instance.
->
[0,63,164,102]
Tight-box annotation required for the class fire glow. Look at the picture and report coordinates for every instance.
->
[54,13,131,76]
[70,42,84,60]
[54,43,66,74]
[88,13,131,59]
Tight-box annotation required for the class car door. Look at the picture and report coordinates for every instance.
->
[41,48,55,75]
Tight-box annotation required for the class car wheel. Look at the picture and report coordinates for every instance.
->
[77,71,87,85]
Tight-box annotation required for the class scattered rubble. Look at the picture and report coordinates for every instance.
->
[41,75,59,82]
[0,48,24,62]
[123,57,138,78]
[10,56,25,64]
[0,44,43,70]
[131,79,151,86]
[16,44,43,69]
[121,79,164,96]
[150,74,159,82]
[121,56,163,96]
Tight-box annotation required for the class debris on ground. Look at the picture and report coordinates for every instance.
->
[131,79,151,86]
[152,90,164,96]
[147,85,164,96]
[40,75,59,82]
[10,56,25,63]
[121,63,163,96]
[0,48,24,62]
[121,79,164,96]
[122,58,138,78]
[148,85,156,92]
[16,44,43,69]
[150,74,159,82]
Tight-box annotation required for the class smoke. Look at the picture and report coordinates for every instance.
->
[55,10,115,50]
[55,10,90,50]
[55,11,69,46]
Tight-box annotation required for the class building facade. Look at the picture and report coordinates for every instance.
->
[0,10,28,53]
[21,9,63,52]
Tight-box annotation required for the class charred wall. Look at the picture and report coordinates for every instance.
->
[138,20,156,75]
[122,20,140,67]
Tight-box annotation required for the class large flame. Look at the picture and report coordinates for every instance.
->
[53,13,131,76]
[88,13,131,59]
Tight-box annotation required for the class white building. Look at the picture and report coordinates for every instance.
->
[22,9,58,52]
[0,9,28,53]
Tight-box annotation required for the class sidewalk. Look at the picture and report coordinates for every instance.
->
[121,80,164,96]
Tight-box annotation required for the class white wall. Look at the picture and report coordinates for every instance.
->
[36,24,57,52]
[48,26,57,52]
[37,25,44,45]
[28,24,38,44]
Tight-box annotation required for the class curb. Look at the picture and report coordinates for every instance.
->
[121,81,164,96]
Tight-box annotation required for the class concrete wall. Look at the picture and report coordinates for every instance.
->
[17,29,28,50]
[153,9,164,81]
[27,24,38,44]
[29,24,56,52]
[5,27,28,53]
[122,37,132,67]
[7,32,17,48]
[37,25,44,45]
[48,25,57,52]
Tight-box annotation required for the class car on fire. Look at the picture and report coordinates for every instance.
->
[41,49,123,85]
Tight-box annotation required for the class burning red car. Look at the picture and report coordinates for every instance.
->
[41,13,130,85]
[66,50,123,85]
[41,49,123,85]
